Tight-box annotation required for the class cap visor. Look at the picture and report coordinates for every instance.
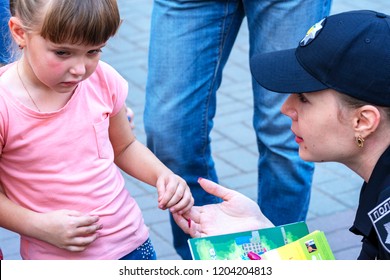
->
[250,48,328,94]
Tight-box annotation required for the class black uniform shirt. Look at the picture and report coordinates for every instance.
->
[350,146,390,260]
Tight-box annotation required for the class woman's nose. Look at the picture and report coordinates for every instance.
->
[281,95,297,120]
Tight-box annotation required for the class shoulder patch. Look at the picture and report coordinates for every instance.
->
[368,197,390,253]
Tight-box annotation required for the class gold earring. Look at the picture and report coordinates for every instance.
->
[355,135,364,148]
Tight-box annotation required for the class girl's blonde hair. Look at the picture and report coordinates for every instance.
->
[10,0,121,45]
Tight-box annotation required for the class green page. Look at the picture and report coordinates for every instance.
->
[188,221,309,260]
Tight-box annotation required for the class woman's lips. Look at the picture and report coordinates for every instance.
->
[295,135,304,143]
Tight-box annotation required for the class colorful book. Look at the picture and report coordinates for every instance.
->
[261,230,335,260]
[188,221,309,260]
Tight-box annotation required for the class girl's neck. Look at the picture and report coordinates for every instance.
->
[17,61,41,112]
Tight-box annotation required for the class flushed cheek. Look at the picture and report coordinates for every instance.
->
[43,61,68,79]
[42,69,66,85]
[32,64,65,87]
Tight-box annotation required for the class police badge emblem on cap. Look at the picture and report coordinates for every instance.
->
[368,197,390,253]
[300,18,326,47]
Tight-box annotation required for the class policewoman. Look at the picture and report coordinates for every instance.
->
[252,10,390,260]
[173,10,390,260]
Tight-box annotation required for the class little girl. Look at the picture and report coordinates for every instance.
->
[0,0,193,259]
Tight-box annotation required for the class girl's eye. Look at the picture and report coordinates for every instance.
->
[55,50,69,56]
[88,49,102,55]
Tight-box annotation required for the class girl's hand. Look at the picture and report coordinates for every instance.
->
[36,210,102,252]
[156,172,194,214]
[172,178,273,237]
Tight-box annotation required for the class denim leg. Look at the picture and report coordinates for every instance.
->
[145,0,245,259]
[0,1,13,65]
[244,0,332,225]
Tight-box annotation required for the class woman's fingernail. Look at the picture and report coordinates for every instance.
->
[247,251,262,260]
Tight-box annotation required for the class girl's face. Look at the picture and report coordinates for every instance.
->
[23,33,105,94]
[281,89,355,163]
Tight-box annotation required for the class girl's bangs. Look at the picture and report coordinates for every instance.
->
[40,0,121,45]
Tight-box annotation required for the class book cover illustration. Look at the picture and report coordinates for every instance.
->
[261,230,335,260]
[188,221,309,260]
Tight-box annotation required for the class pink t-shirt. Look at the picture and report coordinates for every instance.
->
[0,61,149,259]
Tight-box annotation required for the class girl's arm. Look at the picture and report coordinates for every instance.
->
[109,106,193,213]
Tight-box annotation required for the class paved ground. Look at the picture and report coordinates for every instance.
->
[1,0,390,260]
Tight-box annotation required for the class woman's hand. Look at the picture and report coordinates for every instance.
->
[173,178,273,237]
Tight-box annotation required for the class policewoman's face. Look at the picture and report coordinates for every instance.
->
[281,89,355,163]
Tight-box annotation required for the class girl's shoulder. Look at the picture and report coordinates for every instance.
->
[0,62,16,91]
[93,60,125,82]
[0,63,19,108]
[0,64,12,102]
[84,61,128,113]
[0,63,13,75]
[87,60,128,97]
[0,63,15,88]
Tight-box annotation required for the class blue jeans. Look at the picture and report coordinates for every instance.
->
[145,0,332,259]
[0,0,12,65]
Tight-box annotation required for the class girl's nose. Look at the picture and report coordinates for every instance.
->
[70,61,86,76]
